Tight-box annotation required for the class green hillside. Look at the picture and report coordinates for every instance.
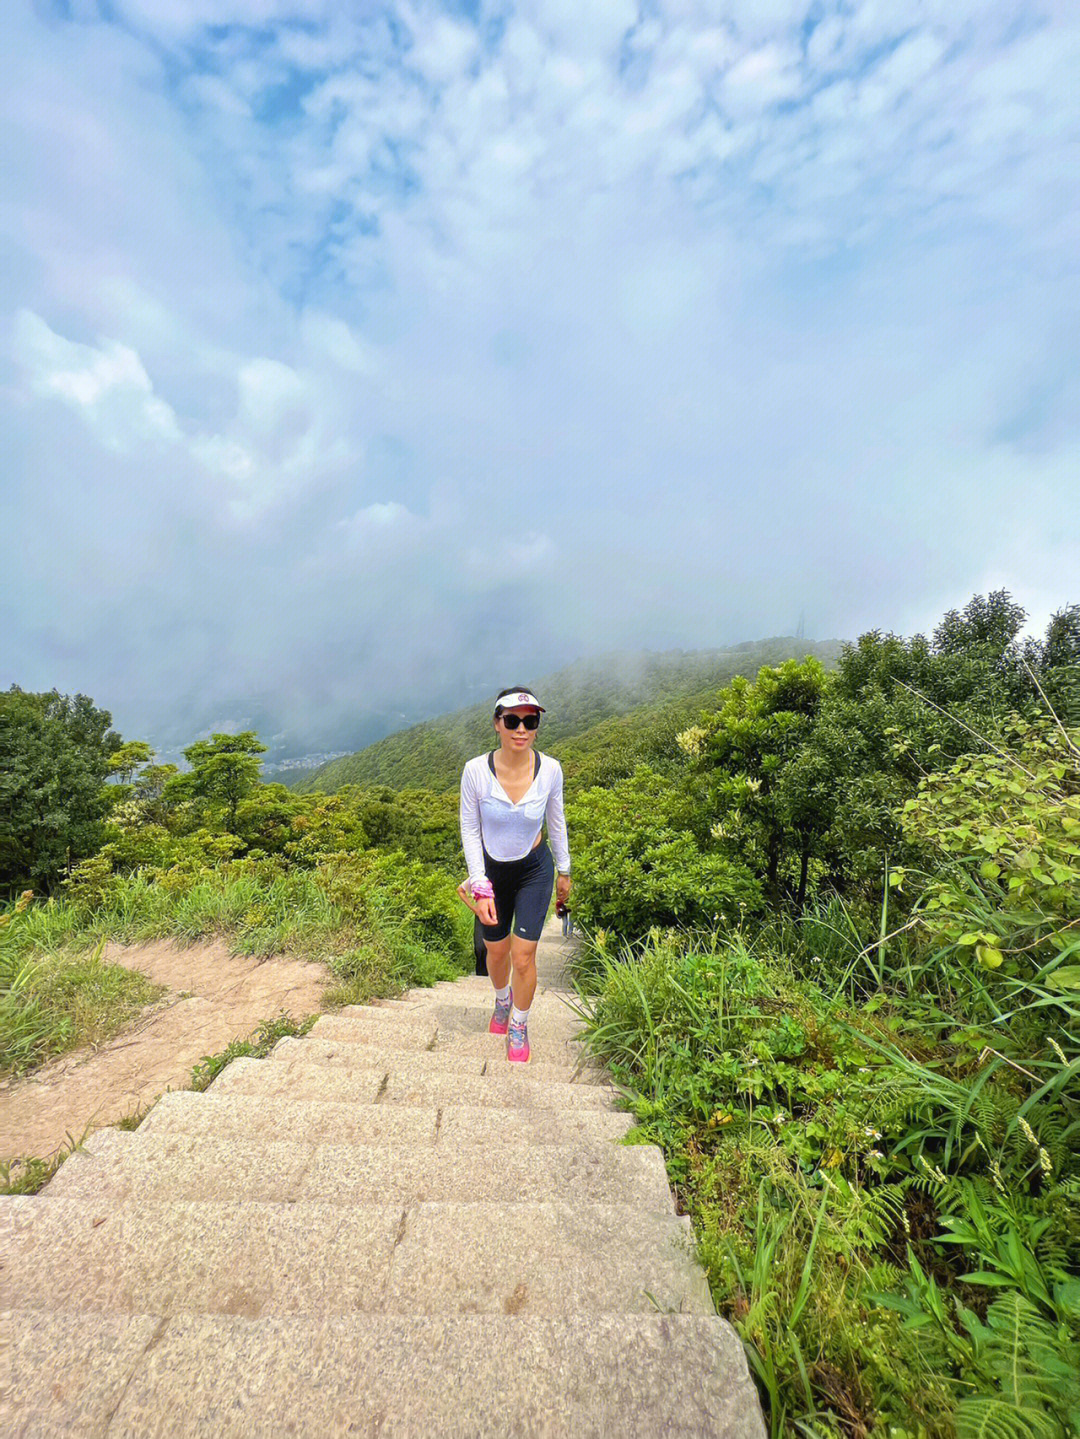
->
[294,637,843,795]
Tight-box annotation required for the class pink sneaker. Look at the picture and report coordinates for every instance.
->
[489,991,513,1035]
[507,1016,530,1063]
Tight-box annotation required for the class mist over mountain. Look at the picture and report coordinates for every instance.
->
[296,635,844,793]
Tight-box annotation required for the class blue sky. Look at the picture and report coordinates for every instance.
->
[2,0,1078,755]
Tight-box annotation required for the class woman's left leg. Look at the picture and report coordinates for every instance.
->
[505,844,554,1059]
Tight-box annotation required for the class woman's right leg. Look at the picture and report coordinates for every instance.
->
[484,935,513,1034]
[484,935,512,991]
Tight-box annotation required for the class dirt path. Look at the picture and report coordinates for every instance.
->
[0,941,331,1164]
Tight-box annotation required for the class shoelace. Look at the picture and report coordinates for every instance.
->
[508,1019,527,1048]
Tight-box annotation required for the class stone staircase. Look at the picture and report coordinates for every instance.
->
[1,921,766,1437]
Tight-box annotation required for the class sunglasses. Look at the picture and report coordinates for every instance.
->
[498,713,540,731]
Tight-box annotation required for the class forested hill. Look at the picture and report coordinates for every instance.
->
[293,637,843,795]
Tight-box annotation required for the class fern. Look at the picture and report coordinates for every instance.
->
[958,1292,1079,1439]
[956,1398,1058,1439]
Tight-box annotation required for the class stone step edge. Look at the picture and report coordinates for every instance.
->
[237,1050,620,1091]
[267,1036,609,1083]
[55,1129,668,1192]
[5,1195,695,1232]
[136,1092,637,1143]
[3,1308,766,1439]
[208,1059,624,1110]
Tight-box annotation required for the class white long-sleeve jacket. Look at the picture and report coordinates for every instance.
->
[459,751,571,889]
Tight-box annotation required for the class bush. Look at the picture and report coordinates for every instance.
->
[567,766,762,935]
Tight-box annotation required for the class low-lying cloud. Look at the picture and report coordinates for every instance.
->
[2,0,1077,758]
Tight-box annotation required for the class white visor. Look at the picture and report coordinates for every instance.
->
[495,691,544,713]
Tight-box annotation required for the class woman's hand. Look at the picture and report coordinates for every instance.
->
[556,874,572,906]
[456,882,498,929]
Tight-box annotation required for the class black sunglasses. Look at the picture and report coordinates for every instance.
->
[498,713,540,730]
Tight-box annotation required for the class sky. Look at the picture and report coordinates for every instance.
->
[2,0,1078,758]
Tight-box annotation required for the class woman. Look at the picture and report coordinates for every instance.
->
[459,687,572,1062]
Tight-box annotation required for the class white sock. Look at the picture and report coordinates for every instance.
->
[510,1004,529,1026]
[495,983,511,1005]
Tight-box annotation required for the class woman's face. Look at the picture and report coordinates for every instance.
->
[494,705,540,752]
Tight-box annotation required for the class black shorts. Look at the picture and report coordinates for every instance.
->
[480,841,555,944]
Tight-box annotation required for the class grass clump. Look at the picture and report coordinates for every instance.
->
[575,922,1080,1437]
[189,1011,318,1090]
[1,909,164,1077]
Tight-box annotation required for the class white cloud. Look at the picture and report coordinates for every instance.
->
[337,500,418,548]
[405,13,478,86]
[299,311,383,376]
[11,309,182,451]
[10,311,362,521]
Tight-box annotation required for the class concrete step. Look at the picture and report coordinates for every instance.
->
[138,1092,637,1148]
[212,1057,616,1110]
[306,1012,437,1049]
[6,1310,767,1438]
[399,983,586,1009]
[383,1201,711,1316]
[342,996,589,1043]
[405,985,586,1016]
[429,1006,589,1048]
[430,1028,597,1069]
[267,1035,608,1087]
[271,1034,487,1073]
[3,1198,710,1318]
[139,1090,439,1143]
[44,1129,674,1209]
[405,976,500,995]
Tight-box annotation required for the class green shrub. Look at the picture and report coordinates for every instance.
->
[567,766,762,935]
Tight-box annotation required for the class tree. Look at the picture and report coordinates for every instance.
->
[932,589,1027,657]
[133,763,180,826]
[683,658,831,908]
[106,740,154,786]
[1027,604,1080,726]
[169,732,267,833]
[0,687,121,893]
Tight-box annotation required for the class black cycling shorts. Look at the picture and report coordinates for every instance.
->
[479,841,555,944]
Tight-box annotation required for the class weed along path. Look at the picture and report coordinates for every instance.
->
[0,940,330,1164]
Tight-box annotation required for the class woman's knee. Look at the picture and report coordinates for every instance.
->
[510,941,538,974]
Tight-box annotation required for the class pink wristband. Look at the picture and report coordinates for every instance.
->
[471,879,494,900]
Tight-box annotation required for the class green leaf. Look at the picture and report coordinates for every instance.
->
[1046,965,1080,992]
[976,945,1004,969]
[979,860,1001,880]
[1054,1278,1080,1319]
